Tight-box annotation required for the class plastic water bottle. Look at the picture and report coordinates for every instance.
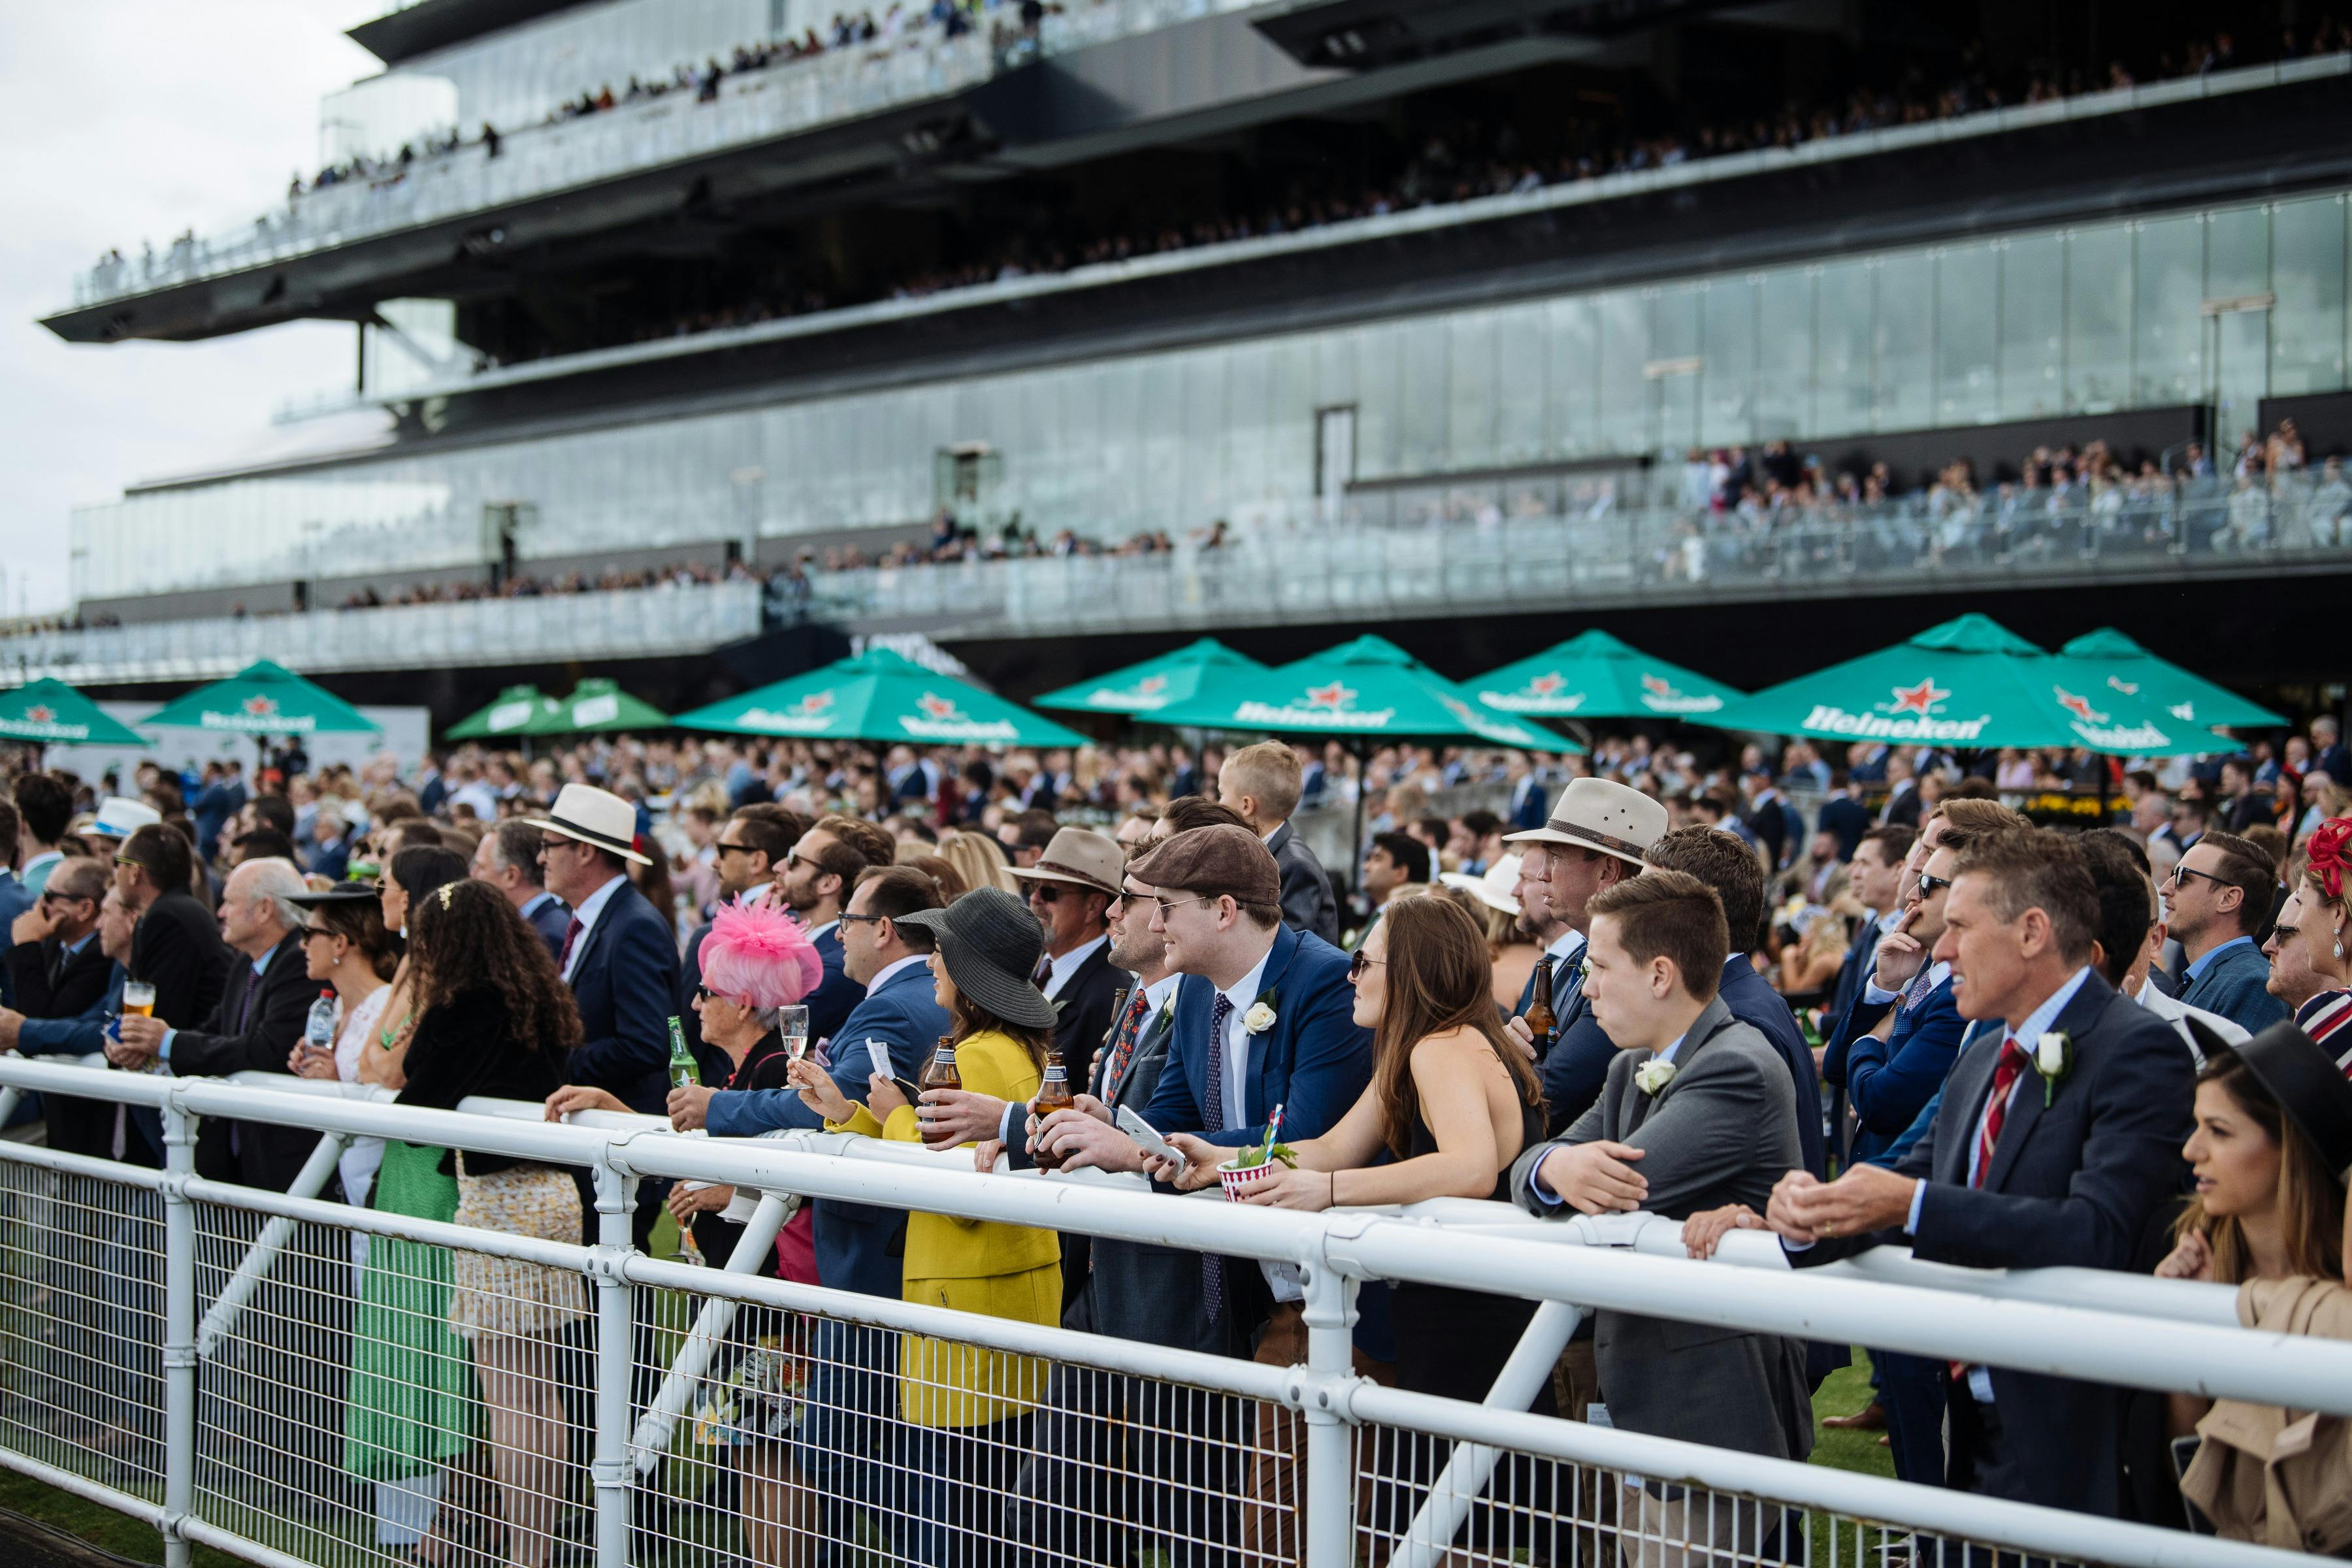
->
[305,989,339,1063]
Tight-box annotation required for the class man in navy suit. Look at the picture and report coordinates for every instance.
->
[539,785,679,1119]
[1767,828,2195,1522]
[2169,830,2291,1034]
[1504,752,1548,832]
[472,819,572,960]
[776,813,890,1045]
[1499,779,1669,1135]
[679,864,949,1543]
[1816,772,1874,861]
[1826,826,1914,1026]
[1825,832,1972,1166]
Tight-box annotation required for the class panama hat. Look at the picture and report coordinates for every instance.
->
[1007,826,1124,898]
[896,885,1058,1032]
[90,796,162,840]
[529,782,652,866]
[1439,854,1523,917]
[1503,777,1667,868]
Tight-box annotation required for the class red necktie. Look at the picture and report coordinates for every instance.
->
[1974,1036,2032,1187]
[558,916,584,973]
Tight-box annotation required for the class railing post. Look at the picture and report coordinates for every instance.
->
[159,1100,197,1568]
[589,1157,638,1568]
[1299,1262,1361,1568]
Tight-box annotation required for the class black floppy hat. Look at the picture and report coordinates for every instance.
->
[287,883,384,906]
[896,885,1057,1032]
[2233,1019,2352,1182]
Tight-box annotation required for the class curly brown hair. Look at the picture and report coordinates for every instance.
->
[405,877,583,1055]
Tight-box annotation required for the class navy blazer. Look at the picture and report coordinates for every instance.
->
[1799,974,2193,1516]
[1717,958,1826,1181]
[1817,794,1872,860]
[1141,924,1371,1149]
[705,957,949,1301]
[1834,977,1967,1163]
[1826,913,1886,1025]
[2178,938,2289,1035]
[1539,955,1617,1138]
[564,878,685,1115]
[523,892,571,962]
[804,922,866,1048]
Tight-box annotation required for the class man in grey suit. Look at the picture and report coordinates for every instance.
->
[1220,740,1341,945]
[1511,870,1813,1566]
[1000,866,1218,1564]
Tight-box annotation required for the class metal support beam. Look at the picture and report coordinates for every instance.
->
[1299,1261,1361,1568]
[630,1191,794,1472]
[159,1102,197,1568]
[195,1130,350,1357]
[589,1159,638,1568]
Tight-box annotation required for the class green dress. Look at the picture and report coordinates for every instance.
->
[344,1112,477,1478]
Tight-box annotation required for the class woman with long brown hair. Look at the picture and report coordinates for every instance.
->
[1213,892,1552,1551]
[397,877,587,1568]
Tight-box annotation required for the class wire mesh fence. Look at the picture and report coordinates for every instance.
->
[0,1158,167,1501]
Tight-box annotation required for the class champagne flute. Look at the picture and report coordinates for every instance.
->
[779,1005,811,1065]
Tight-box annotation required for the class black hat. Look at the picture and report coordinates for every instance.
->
[2234,1020,2352,1182]
[896,885,1057,1032]
[287,883,384,906]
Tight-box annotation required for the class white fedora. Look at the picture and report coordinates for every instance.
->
[90,796,163,840]
[529,783,651,865]
[1439,853,1522,917]
[1503,777,1667,868]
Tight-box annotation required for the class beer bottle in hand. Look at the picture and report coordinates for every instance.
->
[666,1016,700,1089]
[1520,958,1556,1059]
[917,1034,960,1147]
[1030,1046,1075,1171]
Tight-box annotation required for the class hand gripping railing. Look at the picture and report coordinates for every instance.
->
[0,1053,2341,1568]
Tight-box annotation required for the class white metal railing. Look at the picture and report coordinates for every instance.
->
[61,0,1260,314]
[0,582,763,685]
[0,1053,2335,1568]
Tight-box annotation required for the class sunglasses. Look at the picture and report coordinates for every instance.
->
[1152,894,1218,918]
[114,855,150,872]
[299,924,339,941]
[2166,865,2231,892]
[837,911,885,927]
[1916,872,1953,899]
[712,841,760,859]
[1347,950,1386,982]
[1028,882,1070,905]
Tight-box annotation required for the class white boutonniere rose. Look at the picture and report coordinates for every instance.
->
[2034,1030,2074,1107]
[1243,991,1279,1035]
[1633,1057,1677,1096]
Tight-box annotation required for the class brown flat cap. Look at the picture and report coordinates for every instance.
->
[1127,823,1281,906]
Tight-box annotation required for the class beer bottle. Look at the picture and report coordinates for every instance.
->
[666,1015,700,1089]
[917,1034,961,1146]
[1520,958,1556,1058]
[1030,1045,1075,1171]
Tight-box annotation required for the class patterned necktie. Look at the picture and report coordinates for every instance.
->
[1974,1036,2033,1187]
[1098,989,1152,1105]
[1202,992,1233,1321]
[1899,961,1938,1014]
[558,916,584,973]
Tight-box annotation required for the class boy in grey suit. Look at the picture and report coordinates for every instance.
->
[1511,870,1814,1566]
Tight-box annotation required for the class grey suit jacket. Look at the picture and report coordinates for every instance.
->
[1509,996,1813,1462]
[1068,993,1225,1354]
[1266,821,1341,947]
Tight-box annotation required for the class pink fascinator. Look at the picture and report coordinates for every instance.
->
[699,902,823,1009]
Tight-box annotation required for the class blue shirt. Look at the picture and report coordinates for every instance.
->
[2185,934,2255,986]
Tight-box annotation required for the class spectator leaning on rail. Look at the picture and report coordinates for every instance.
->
[0,858,122,1156]
[1753,828,2195,1522]
[776,811,892,1045]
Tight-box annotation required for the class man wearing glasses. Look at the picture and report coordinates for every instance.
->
[2168,830,2291,1034]
[0,860,120,1156]
[774,813,893,1045]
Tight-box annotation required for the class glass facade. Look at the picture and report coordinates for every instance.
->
[74,191,2352,603]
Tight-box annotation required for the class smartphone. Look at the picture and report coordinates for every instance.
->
[1115,1106,1188,1173]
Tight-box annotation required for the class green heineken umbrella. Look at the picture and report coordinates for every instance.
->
[1708,613,2180,755]
[1467,630,1745,721]
[1152,634,1567,751]
[444,684,563,741]
[673,649,1086,747]
[1033,638,1268,715]
[529,678,671,736]
[140,660,380,738]
[0,679,148,748]
[2059,628,2285,733]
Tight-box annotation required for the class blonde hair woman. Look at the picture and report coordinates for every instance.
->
[939,828,1018,894]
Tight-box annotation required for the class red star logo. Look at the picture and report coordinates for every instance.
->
[2106,676,2140,697]
[242,696,278,717]
[1641,674,1673,698]
[916,693,960,721]
[1522,672,1566,698]
[1887,679,1948,717]
[1303,682,1354,710]
[795,692,834,715]
[2053,687,2102,723]
[1134,675,1168,696]
[23,706,53,724]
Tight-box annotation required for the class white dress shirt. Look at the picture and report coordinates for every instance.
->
[560,873,629,983]
[1043,933,1108,1001]
[1213,941,1276,1134]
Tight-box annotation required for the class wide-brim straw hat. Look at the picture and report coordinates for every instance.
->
[896,885,1058,1031]
[529,782,652,866]
[1503,777,1667,867]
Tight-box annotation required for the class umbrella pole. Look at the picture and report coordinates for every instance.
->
[1350,739,1370,901]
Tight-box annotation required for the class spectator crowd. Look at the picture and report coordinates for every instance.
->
[7,685,2352,1557]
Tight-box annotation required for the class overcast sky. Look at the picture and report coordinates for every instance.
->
[0,1,382,616]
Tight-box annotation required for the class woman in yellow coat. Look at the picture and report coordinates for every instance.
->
[787,884,1061,1566]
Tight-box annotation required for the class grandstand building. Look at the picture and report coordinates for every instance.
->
[32,0,2352,716]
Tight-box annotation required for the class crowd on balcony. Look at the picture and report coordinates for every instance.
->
[461,21,2348,367]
